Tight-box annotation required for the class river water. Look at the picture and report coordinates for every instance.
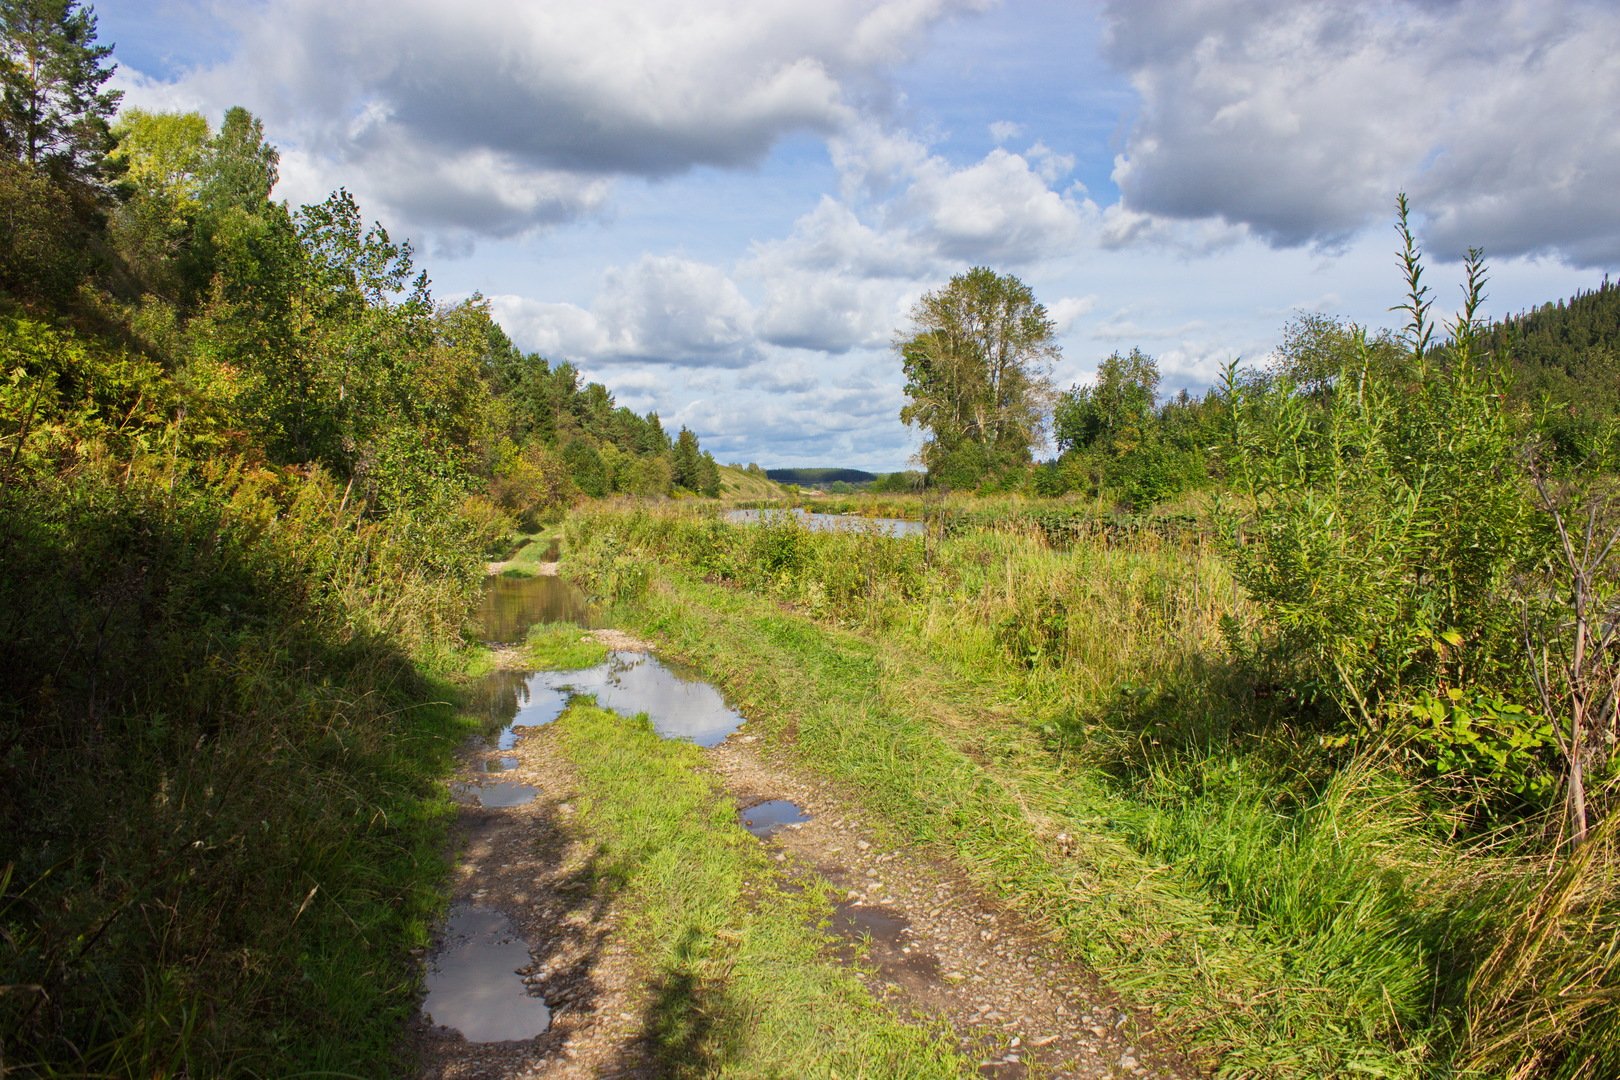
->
[724,507,923,537]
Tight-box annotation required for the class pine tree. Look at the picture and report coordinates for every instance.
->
[0,0,121,184]
[672,426,702,491]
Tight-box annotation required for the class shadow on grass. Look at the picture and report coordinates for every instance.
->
[635,926,737,1076]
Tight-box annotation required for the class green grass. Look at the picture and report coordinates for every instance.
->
[560,501,1617,1079]
[716,463,789,500]
[554,701,966,1078]
[0,471,483,1077]
[498,531,564,578]
[524,620,608,670]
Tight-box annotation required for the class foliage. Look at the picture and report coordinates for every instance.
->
[1046,349,1218,510]
[1484,276,1620,466]
[0,153,83,299]
[0,0,120,183]
[1219,205,1540,728]
[898,266,1058,487]
[1403,688,1558,811]
[1055,347,1160,454]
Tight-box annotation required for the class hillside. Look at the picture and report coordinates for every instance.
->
[717,463,789,499]
[1486,276,1620,459]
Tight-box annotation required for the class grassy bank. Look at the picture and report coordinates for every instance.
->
[562,502,1619,1079]
[552,700,965,1077]
[0,464,485,1075]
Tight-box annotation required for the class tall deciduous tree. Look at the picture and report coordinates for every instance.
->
[897,266,1058,487]
[1053,348,1160,454]
[0,0,120,183]
[202,105,277,212]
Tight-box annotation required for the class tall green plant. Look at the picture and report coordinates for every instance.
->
[1220,198,1539,726]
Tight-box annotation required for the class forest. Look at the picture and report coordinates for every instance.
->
[3,2,1619,1077]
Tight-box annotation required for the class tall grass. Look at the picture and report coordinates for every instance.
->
[0,453,481,1074]
[564,500,1619,1077]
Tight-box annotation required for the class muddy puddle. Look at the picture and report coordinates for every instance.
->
[740,799,810,837]
[538,651,746,747]
[475,652,745,751]
[478,573,595,643]
[423,904,551,1042]
[424,550,748,1048]
[726,507,923,538]
[452,780,540,809]
[831,900,942,984]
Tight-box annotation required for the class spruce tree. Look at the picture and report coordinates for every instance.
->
[0,0,121,184]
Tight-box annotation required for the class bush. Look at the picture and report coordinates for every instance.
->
[1219,232,1540,725]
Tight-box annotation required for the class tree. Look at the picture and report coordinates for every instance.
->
[0,0,120,183]
[897,266,1058,486]
[110,108,210,213]
[201,106,278,212]
[672,426,703,492]
[1053,348,1160,454]
[698,450,721,497]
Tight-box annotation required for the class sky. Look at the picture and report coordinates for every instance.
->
[96,0,1620,471]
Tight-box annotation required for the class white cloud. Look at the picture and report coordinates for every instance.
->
[1104,0,1620,265]
[1048,295,1098,334]
[124,0,989,246]
[491,255,757,368]
[989,119,1023,143]
[900,147,1093,261]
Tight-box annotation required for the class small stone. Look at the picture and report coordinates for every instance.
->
[856,840,871,851]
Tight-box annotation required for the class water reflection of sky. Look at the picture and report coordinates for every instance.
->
[423,905,550,1042]
[725,508,924,538]
[477,651,746,749]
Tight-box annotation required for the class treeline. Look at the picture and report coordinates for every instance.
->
[0,3,712,1073]
[764,466,924,493]
[902,271,1619,513]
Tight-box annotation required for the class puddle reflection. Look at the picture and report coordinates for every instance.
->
[740,799,810,837]
[538,651,745,747]
[478,574,595,643]
[423,905,549,1042]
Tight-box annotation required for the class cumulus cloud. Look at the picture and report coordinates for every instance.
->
[898,146,1092,260]
[490,255,758,368]
[137,0,988,243]
[1048,295,1098,334]
[1104,0,1620,265]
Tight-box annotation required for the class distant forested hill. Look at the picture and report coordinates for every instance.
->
[766,467,878,486]
[1485,277,1620,459]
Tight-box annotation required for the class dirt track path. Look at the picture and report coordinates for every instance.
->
[414,626,1193,1078]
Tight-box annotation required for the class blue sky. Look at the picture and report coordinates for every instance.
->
[97,0,1620,470]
